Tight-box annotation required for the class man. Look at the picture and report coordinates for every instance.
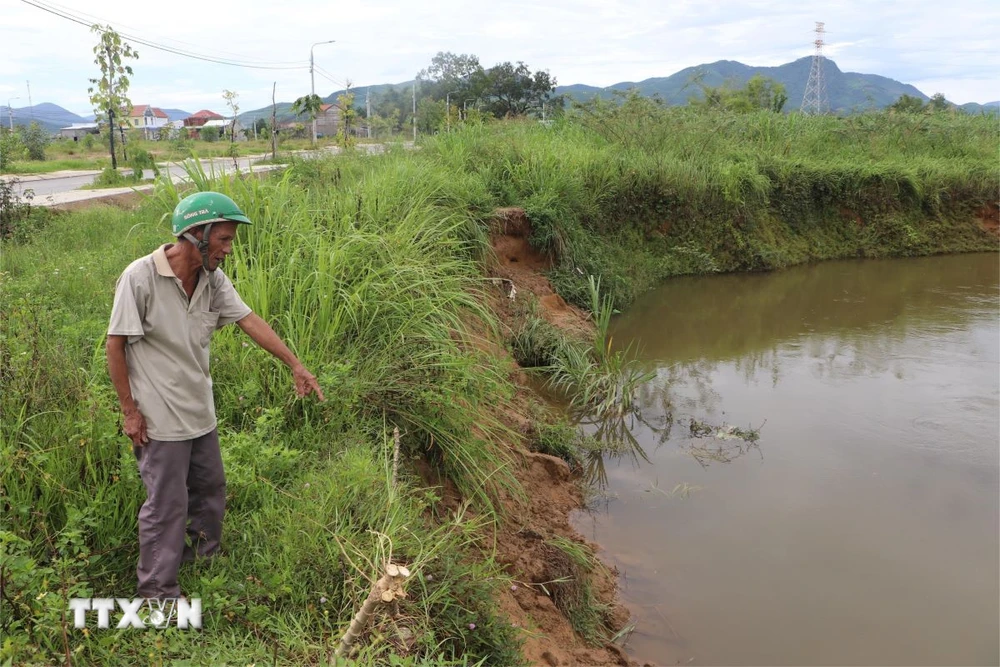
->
[106,191,325,600]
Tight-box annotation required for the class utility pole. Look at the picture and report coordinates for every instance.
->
[366,88,371,138]
[310,40,335,145]
[6,97,19,130]
[446,90,459,132]
[801,22,828,114]
[271,82,277,161]
[412,79,417,142]
[26,81,33,119]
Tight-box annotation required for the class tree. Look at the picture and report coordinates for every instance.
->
[928,93,949,112]
[889,94,926,114]
[475,61,557,117]
[87,24,138,170]
[689,73,787,113]
[290,93,324,145]
[222,89,240,142]
[16,122,49,161]
[201,125,219,142]
[419,51,483,86]
[335,84,357,147]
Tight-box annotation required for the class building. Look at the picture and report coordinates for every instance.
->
[315,103,341,138]
[58,122,100,140]
[183,110,225,128]
[127,105,169,139]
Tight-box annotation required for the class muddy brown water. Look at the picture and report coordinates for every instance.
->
[572,253,999,666]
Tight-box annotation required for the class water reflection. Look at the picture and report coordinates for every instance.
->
[581,253,1000,666]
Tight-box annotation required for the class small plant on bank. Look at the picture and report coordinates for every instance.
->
[0,177,42,242]
[0,129,26,171]
[16,122,49,161]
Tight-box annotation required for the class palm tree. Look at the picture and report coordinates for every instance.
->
[290,94,324,145]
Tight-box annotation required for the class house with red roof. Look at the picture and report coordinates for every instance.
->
[183,109,225,128]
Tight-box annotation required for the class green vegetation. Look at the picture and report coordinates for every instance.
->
[87,25,138,170]
[2,105,995,664]
[431,98,996,309]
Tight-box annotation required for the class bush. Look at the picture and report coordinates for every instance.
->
[201,125,219,142]
[15,122,48,161]
[81,133,96,150]
[128,148,159,178]
[0,129,26,170]
[0,177,43,242]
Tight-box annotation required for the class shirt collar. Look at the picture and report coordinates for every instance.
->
[152,244,175,277]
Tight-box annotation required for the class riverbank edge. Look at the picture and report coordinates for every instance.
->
[477,202,998,666]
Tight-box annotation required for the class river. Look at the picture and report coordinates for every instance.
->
[572,253,999,666]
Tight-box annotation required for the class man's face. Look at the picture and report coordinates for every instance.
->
[200,221,239,272]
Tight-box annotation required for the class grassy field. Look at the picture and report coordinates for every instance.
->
[1,108,996,665]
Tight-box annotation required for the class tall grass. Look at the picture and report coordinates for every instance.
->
[2,154,525,664]
[428,105,998,309]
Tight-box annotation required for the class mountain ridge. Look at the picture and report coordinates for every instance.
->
[5,58,997,133]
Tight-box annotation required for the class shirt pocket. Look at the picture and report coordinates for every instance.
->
[197,311,221,347]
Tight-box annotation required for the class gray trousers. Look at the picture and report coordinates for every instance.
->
[133,428,225,599]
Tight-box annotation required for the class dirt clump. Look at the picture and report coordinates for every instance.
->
[488,207,592,338]
[977,201,1000,237]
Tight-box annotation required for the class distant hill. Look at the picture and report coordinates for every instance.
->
[234,59,995,121]
[555,57,939,112]
[0,103,88,133]
[236,82,408,125]
[160,108,192,122]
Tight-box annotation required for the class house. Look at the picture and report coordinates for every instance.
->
[127,105,169,139]
[315,103,341,137]
[183,109,225,128]
[58,122,100,140]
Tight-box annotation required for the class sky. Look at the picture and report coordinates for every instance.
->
[1,0,998,120]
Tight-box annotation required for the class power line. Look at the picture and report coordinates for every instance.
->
[35,0,306,66]
[19,0,308,70]
[314,66,349,90]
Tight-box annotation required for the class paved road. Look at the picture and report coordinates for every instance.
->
[5,142,399,202]
[8,156,268,198]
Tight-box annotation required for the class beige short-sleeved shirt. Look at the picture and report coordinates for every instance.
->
[108,244,252,441]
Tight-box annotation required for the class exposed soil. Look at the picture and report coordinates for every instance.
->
[488,207,593,338]
[480,208,641,666]
[977,201,1000,237]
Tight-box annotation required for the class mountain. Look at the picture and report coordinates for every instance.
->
[236,82,410,125]
[160,108,193,122]
[555,57,935,112]
[0,103,88,133]
[234,58,1000,122]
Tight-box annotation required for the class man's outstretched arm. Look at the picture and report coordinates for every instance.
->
[235,313,326,401]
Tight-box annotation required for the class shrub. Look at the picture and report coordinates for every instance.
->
[15,121,48,161]
[201,125,219,142]
[0,129,26,170]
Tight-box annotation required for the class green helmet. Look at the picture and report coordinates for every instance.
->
[171,191,252,238]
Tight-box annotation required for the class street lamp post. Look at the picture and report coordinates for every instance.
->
[7,97,21,130]
[445,90,459,132]
[310,40,335,145]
